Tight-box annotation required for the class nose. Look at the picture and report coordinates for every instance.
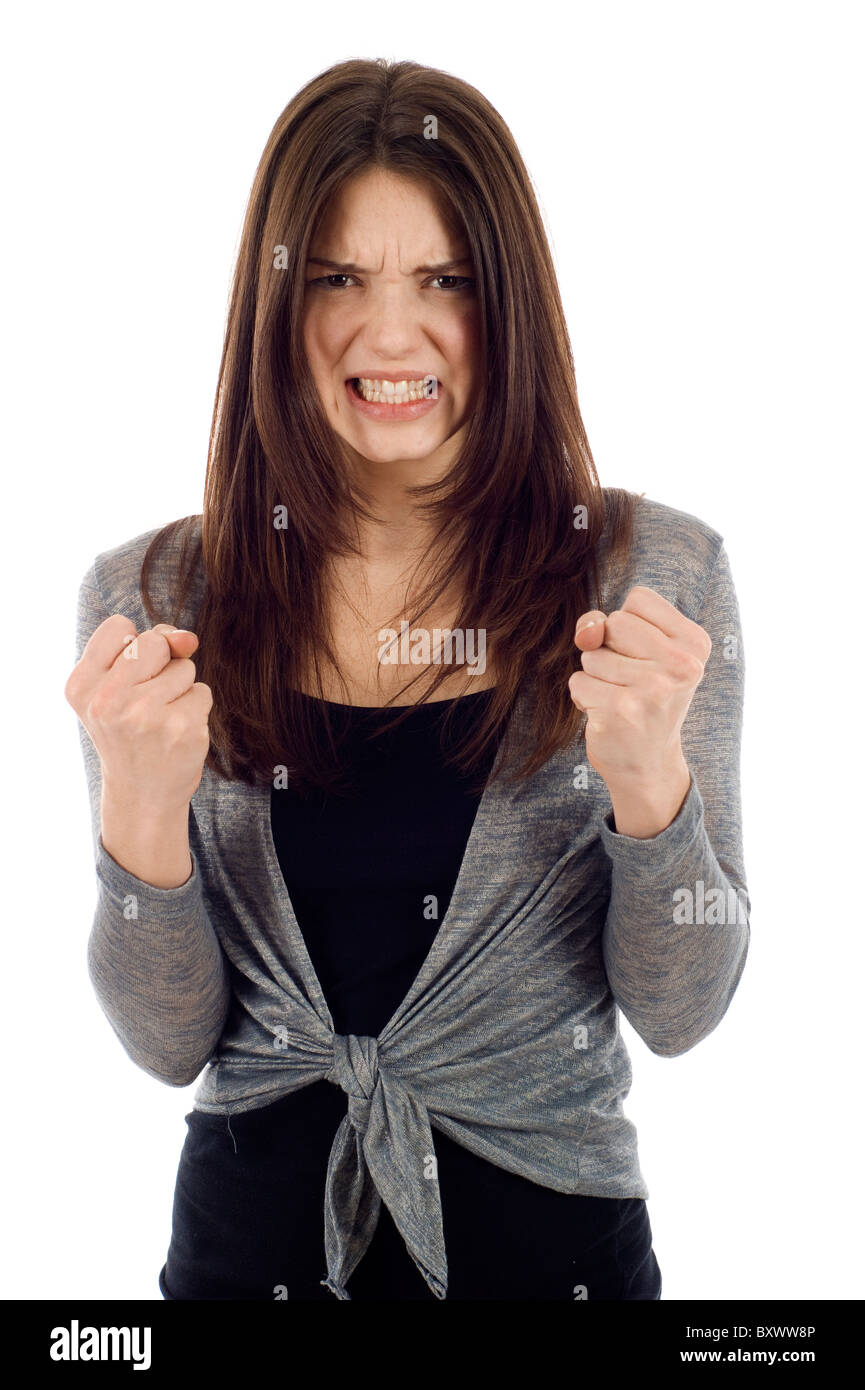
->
[359,286,430,359]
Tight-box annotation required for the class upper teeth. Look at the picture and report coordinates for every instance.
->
[355,376,434,403]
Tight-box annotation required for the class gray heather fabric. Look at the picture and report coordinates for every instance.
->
[72,494,750,1300]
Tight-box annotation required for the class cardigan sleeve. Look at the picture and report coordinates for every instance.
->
[73,562,231,1086]
[599,541,750,1057]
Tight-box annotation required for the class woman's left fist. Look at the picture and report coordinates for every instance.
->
[568,585,711,790]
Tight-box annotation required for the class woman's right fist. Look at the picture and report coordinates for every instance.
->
[65,615,213,811]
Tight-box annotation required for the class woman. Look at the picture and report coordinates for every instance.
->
[65,58,749,1301]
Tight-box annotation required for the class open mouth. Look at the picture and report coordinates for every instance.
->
[348,376,437,404]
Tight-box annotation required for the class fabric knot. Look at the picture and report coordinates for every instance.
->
[319,1031,448,1300]
[327,1033,380,1137]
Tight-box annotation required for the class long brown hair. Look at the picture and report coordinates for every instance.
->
[140,58,639,795]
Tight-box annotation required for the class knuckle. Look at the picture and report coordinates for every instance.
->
[86,689,114,723]
[688,620,712,660]
[667,646,703,682]
[163,710,188,743]
[611,690,638,723]
[115,699,147,733]
[686,651,707,682]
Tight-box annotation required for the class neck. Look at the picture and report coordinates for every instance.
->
[341,435,461,567]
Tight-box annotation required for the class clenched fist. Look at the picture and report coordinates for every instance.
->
[569,585,710,800]
[65,616,213,814]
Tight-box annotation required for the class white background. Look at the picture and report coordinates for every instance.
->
[4,0,863,1300]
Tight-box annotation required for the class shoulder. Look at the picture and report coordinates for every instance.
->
[86,515,204,629]
[599,490,725,621]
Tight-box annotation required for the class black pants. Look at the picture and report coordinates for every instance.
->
[159,1085,662,1301]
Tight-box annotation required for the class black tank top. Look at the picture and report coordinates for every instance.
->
[270,688,501,1035]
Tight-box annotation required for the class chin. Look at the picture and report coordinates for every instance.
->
[353,441,444,463]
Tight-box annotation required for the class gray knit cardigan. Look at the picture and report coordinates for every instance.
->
[72,495,750,1299]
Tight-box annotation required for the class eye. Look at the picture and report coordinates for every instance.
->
[430,275,474,291]
[306,274,358,289]
[305,273,475,291]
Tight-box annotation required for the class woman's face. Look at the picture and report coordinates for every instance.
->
[303,167,482,475]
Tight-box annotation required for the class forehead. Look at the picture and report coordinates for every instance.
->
[310,168,467,263]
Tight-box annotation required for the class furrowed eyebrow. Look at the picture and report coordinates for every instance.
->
[306,257,473,275]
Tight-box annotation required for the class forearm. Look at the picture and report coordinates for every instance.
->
[606,753,692,839]
[101,779,193,889]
